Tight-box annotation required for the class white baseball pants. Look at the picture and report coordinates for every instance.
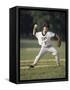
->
[32,46,60,66]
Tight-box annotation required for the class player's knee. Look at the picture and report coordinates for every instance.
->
[52,50,59,56]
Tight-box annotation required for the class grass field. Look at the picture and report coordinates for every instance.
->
[20,39,66,80]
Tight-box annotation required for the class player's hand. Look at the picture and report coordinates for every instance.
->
[34,24,38,29]
[57,40,61,47]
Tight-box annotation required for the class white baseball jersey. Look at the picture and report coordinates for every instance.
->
[35,31,55,47]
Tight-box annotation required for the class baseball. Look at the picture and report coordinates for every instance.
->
[34,24,38,28]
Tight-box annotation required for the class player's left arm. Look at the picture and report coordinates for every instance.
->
[55,34,61,47]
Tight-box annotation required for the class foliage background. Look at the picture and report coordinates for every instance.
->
[19,9,67,41]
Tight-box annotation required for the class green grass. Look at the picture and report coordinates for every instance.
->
[20,59,65,80]
[20,39,66,80]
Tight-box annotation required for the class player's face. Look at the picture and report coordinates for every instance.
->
[43,26,48,34]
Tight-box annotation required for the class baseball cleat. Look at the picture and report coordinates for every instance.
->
[29,65,34,68]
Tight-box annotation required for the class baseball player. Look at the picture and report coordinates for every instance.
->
[29,23,61,68]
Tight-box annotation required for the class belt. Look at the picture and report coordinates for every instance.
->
[43,45,52,48]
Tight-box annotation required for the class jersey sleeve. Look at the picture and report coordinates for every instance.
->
[48,32,56,38]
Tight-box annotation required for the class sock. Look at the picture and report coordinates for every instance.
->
[32,55,40,66]
[55,54,60,65]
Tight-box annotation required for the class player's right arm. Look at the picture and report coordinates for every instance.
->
[33,24,38,36]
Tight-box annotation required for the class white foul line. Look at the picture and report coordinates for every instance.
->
[20,59,65,63]
[20,64,64,69]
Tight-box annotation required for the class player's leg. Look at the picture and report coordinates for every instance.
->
[48,46,60,66]
[30,46,47,67]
